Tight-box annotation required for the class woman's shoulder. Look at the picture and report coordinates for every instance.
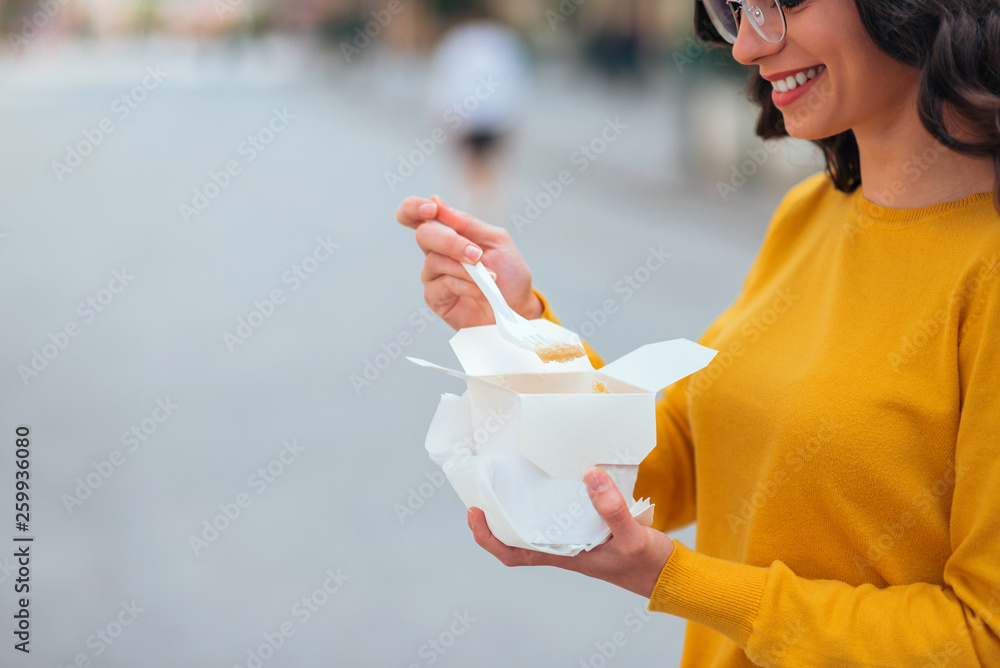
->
[772,172,847,220]
[754,173,847,250]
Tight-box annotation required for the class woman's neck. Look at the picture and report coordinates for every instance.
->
[854,98,995,209]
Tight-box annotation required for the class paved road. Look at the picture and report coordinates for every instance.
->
[0,38,803,667]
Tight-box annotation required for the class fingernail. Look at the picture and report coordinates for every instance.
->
[585,468,609,492]
[467,508,474,528]
[419,202,437,218]
[465,245,483,262]
[487,269,497,280]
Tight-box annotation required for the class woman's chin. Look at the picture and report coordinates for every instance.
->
[781,119,843,143]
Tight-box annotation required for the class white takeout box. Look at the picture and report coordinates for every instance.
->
[409,319,717,555]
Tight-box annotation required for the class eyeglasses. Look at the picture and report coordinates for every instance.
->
[701,0,787,44]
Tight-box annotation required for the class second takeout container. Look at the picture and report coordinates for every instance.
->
[409,319,716,555]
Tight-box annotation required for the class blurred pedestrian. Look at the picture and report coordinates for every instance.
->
[425,1,530,218]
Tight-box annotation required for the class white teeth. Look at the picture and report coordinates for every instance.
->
[772,65,825,94]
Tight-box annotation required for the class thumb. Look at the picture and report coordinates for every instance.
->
[585,468,641,539]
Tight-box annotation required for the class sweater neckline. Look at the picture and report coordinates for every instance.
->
[853,188,995,228]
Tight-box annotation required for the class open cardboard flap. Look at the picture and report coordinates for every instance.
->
[410,322,716,555]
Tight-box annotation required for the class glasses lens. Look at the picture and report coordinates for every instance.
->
[745,0,786,43]
[702,0,739,43]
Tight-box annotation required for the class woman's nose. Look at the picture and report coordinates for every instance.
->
[731,8,784,65]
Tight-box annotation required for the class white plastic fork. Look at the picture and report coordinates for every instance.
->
[463,261,586,363]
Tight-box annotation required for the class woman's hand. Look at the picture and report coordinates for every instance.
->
[396,195,542,331]
[467,468,675,599]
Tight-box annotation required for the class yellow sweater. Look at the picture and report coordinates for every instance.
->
[540,174,1000,666]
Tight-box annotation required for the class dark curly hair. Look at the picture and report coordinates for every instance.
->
[694,0,1000,212]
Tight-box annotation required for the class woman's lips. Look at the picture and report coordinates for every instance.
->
[770,66,827,108]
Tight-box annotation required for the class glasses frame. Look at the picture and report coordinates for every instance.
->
[704,0,787,45]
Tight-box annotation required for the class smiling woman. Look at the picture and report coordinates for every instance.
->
[699,0,1000,206]
[397,1,1000,666]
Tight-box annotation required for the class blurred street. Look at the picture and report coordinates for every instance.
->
[0,36,814,668]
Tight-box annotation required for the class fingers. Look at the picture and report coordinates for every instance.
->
[425,274,485,304]
[584,469,644,547]
[399,195,510,264]
[432,196,509,248]
[421,252,494,285]
[468,508,552,568]
[396,196,439,228]
[415,220,484,265]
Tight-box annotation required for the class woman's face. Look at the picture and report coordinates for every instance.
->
[731,0,921,141]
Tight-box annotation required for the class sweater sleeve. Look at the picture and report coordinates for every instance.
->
[648,279,1000,667]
